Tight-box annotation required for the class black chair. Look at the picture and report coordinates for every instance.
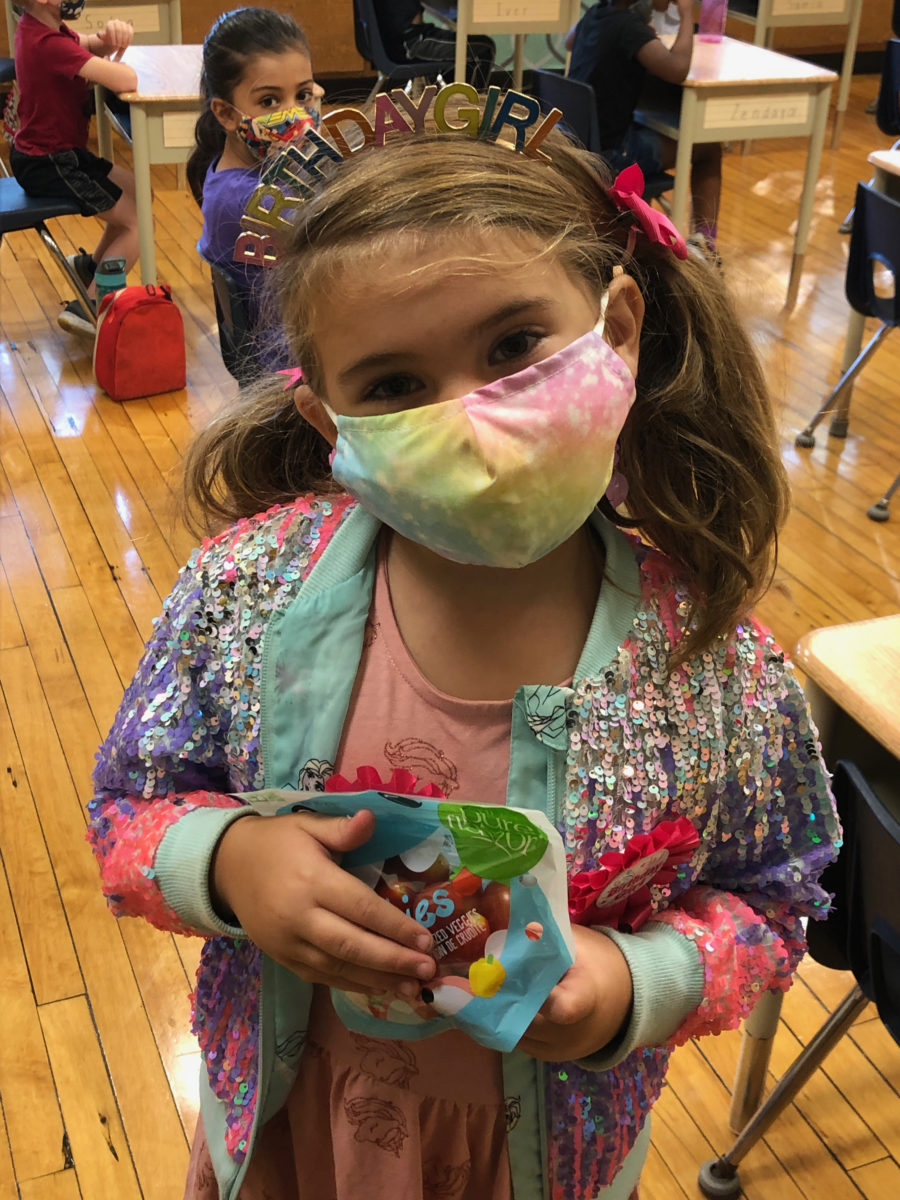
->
[0,175,96,318]
[530,69,674,202]
[698,760,900,1199]
[203,256,261,385]
[795,181,900,521]
[352,0,448,106]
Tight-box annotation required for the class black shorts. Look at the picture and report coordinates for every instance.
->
[10,144,122,216]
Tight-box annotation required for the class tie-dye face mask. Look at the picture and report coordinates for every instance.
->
[234,105,320,161]
[325,301,636,568]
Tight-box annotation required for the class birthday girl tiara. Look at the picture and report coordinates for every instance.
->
[233,83,562,269]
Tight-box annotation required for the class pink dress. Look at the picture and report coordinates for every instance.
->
[185,548,515,1199]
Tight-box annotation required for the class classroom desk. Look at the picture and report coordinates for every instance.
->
[824,150,900,438]
[108,43,202,286]
[727,613,900,1132]
[452,0,581,91]
[726,0,863,148]
[637,35,836,308]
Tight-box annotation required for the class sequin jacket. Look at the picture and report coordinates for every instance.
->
[88,497,839,1200]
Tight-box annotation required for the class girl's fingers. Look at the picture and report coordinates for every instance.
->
[299,907,436,983]
[322,871,434,952]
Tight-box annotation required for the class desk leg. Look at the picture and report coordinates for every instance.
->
[454,10,468,84]
[671,88,696,236]
[129,105,157,286]
[785,85,830,311]
[831,0,863,150]
[513,35,525,92]
[95,85,113,162]
[728,988,784,1133]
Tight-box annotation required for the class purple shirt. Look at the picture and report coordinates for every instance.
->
[197,158,289,370]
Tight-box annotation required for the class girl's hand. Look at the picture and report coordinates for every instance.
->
[95,21,134,60]
[516,926,633,1061]
[211,808,436,996]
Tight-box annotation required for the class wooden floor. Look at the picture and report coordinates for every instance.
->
[1,74,899,1200]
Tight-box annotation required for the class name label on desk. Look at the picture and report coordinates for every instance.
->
[703,93,810,131]
[162,112,196,149]
[771,0,848,15]
[472,1,565,22]
[72,5,162,35]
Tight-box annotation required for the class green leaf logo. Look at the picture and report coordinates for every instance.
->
[438,805,548,879]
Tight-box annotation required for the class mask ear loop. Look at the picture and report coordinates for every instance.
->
[602,263,630,511]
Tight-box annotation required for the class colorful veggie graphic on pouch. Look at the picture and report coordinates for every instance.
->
[469,954,507,998]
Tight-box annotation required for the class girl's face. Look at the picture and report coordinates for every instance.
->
[211,48,323,131]
[305,232,641,423]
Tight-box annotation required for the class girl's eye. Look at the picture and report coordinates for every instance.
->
[489,329,544,366]
[258,96,279,109]
[363,374,423,403]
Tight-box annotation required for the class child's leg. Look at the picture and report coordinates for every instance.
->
[659,136,722,247]
[688,142,722,243]
[88,164,139,297]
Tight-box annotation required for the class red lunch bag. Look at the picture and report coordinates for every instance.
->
[93,284,186,401]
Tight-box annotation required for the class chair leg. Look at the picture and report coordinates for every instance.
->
[363,71,388,107]
[35,221,96,320]
[697,984,868,1199]
[795,325,892,448]
[868,469,900,522]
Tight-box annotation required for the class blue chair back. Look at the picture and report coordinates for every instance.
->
[877,38,900,137]
[846,182,900,326]
[530,68,600,152]
[204,258,260,385]
[835,761,900,1046]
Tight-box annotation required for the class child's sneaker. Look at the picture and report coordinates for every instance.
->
[66,248,97,290]
[57,298,96,336]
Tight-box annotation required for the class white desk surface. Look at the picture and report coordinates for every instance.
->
[795,614,900,761]
[118,42,202,103]
[662,33,837,88]
[868,149,900,179]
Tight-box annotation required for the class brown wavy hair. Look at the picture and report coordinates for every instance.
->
[183,129,789,661]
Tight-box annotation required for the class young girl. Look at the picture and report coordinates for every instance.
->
[187,7,324,374]
[11,0,139,335]
[88,111,838,1200]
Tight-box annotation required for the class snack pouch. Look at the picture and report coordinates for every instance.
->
[252,789,575,1053]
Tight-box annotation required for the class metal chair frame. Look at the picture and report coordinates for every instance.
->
[795,180,900,521]
[698,759,900,1198]
[0,175,96,319]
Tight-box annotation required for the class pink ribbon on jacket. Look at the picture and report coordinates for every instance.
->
[568,815,700,932]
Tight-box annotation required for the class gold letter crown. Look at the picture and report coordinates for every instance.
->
[233,83,562,269]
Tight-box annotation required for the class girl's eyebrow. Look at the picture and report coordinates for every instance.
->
[249,79,315,94]
[337,297,555,384]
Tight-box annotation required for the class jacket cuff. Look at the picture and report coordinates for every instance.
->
[154,806,256,937]
[578,922,704,1070]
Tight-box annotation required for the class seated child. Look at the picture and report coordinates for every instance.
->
[10,0,139,336]
[568,0,722,250]
[372,0,495,90]
[187,7,323,377]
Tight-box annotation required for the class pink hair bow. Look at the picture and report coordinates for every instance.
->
[608,164,688,261]
[278,366,305,390]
